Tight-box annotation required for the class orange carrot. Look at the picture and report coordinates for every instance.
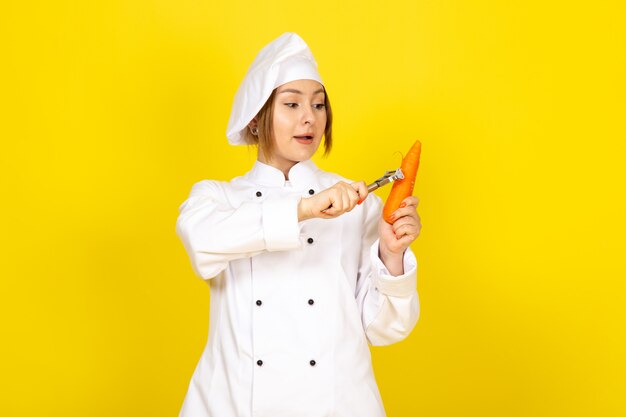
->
[383,140,422,224]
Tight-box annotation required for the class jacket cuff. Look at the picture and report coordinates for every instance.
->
[369,239,418,297]
[262,196,302,251]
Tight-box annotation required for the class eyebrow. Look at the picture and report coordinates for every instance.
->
[278,88,325,95]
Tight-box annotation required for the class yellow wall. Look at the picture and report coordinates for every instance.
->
[2,1,625,416]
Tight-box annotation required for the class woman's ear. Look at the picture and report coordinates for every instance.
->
[247,117,260,137]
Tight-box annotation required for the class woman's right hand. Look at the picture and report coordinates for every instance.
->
[298,181,368,221]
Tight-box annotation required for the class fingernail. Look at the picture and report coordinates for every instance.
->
[400,202,407,208]
[357,199,363,205]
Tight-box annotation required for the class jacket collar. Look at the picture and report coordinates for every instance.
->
[246,159,320,188]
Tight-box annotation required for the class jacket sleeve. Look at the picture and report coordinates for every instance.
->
[176,180,302,279]
[354,197,420,346]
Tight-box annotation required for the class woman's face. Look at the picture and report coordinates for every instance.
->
[263,79,327,174]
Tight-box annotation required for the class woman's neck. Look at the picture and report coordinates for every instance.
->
[257,153,297,180]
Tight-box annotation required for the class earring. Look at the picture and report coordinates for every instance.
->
[250,127,258,136]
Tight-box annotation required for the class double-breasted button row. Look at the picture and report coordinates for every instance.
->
[304,189,315,243]
[255,359,316,367]
[258,190,314,198]
[258,189,314,198]
[255,299,314,306]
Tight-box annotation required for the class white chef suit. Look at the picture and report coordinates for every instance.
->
[176,159,420,417]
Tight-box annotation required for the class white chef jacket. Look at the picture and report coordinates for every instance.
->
[176,159,420,417]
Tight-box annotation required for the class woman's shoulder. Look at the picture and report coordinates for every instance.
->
[188,169,253,190]
[315,168,351,185]
[184,172,259,201]
[187,179,228,196]
[179,178,245,212]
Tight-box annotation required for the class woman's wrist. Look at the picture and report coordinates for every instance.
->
[378,243,405,276]
[297,198,313,222]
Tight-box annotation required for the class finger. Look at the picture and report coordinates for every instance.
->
[391,216,414,234]
[348,186,360,209]
[391,197,419,215]
[391,217,419,234]
[320,189,339,215]
[336,183,353,210]
[351,181,369,204]
[342,183,360,211]
[396,233,417,246]
[333,189,345,213]
[397,222,421,240]
[323,210,339,218]
[341,191,351,213]
[394,221,419,238]
[393,221,416,238]
[332,184,346,213]
[322,193,336,212]
[401,196,419,208]
[321,204,340,217]
[389,206,419,222]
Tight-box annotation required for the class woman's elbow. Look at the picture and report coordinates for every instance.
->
[366,296,420,346]
[176,217,225,280]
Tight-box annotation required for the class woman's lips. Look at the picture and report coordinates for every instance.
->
[294,135,314,144]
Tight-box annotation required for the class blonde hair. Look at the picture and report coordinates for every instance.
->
[243,89,333,161]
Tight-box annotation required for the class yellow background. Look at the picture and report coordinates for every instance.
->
[2,0,625,416]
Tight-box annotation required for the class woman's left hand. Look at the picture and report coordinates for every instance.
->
[378,196,421,274]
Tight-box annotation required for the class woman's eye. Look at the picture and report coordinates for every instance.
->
[313,104,326,109]
[285,103,298,108]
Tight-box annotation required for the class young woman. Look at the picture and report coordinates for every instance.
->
[176,32,421,417]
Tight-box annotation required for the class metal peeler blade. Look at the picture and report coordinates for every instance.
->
[367,168,404,192]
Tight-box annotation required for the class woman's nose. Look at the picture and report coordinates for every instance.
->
[302,106,314,125]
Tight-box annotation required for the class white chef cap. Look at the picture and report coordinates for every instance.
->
[226,32,324,145]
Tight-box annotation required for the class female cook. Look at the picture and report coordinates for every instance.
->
[176,32,421,417]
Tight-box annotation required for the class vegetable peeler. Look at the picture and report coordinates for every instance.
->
[367,168,404,192]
